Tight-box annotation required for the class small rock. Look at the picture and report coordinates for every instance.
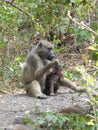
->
[13,116,25,124]
[4,124,33,130]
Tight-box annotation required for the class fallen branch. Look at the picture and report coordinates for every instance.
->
[67,11,98,37]
[0,89,8,94]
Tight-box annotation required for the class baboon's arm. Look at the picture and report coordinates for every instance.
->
[34,61,57,80]
[59,78,86,92]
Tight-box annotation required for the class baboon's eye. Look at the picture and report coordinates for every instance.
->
[38,42,42,48]
[48,47,52,50]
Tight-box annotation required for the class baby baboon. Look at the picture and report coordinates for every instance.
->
[44,64,63,96]
[21,39,86,99]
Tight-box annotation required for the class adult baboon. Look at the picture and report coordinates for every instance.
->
[21,40,85,99]
[44,64,63,96]
[21,40,57,98]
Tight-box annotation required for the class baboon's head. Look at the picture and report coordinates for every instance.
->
[36,40,55,60]
[52,64,63,75]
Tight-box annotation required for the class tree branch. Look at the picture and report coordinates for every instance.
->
[10,0,15,4]
[4,0,31,17]
[67,11,98,37]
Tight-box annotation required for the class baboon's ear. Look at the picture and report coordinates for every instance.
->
[37,41,42,48]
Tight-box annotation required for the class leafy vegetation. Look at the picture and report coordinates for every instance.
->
[0,0,98,129]
[23,111,98,130]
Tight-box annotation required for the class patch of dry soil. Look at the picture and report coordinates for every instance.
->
[0,88,89,129]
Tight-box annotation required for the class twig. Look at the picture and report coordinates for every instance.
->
[10,0,15,4]
[0,89,8,94]
[4,0,41,24]
[67,11,98,37]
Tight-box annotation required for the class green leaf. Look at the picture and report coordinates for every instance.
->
[0,41,5,47]
[57,119,63,128]
[87,119,94,126]
[23,117,31,123]
[76,7,81,15]
[37,119,45,125]
[53,47,65,53]
[59,26,65,33]
[3,5,7,10]
[52,39,61,45]
[35,23,40,30]
[9,67,14,72]
[88,46,97,51]
[75,0,82,4]
[31,15,35,21]
[14,57,21,62]
[96,61,98,66]
[87,76,94,86]
[46,113,57,122]
[80,81,86,87]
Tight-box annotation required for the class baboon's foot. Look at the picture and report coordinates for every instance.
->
[36,93,47,99]
[76,87,86,92]
[50,93,57,96]
[57,90,65,94]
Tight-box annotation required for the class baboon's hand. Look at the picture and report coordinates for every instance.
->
[52,59,59,66]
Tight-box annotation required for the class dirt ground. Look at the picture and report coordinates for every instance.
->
[0,87,90,130]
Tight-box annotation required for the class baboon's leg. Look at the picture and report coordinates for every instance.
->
[25,80,46,99]
[59,78,86,92]
[49,82,55,96]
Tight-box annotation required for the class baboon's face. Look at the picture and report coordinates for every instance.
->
[53,65,63,75]
[46,48,55,60]
[37,41,55,60]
